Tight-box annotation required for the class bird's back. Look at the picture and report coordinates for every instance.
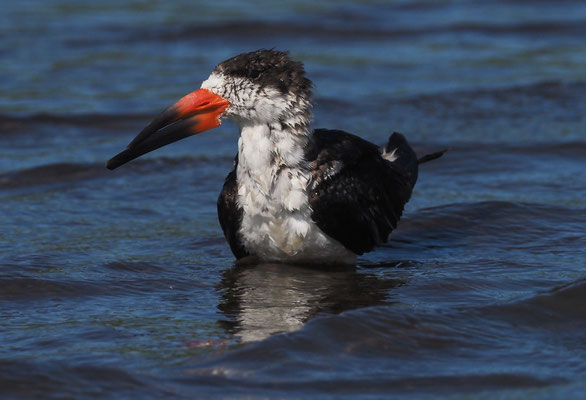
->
[306,129,416,255]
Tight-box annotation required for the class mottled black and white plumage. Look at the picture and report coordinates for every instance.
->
[108,49,444,265]
[209,50,442,264]
[215,50,312,98]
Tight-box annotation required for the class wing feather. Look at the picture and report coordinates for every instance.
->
[217,164,249,259]
[308,129,415,255]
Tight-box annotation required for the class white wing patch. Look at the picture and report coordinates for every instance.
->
[382,147,398,162]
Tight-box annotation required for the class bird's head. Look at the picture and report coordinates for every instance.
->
[107,50,312,170]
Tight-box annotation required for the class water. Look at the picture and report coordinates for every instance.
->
[1,0,585,398]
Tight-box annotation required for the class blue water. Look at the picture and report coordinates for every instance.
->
[1,1,586,399]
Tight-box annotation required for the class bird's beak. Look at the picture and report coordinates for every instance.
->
[106,88,230,170]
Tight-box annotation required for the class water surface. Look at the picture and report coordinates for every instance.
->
[1,1,585,399]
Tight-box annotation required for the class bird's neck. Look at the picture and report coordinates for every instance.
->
[236,113,312,196]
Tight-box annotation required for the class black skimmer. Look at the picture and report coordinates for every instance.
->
[107,50,445,265]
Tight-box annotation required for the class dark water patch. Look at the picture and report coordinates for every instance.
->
[0,360,158,400]
[316,79,586,104]
[390,201,586,251]
[118,20,586,46]
[111,154,234,171]
[487,278,586,323]
[403,81,586,120]
[0,163,107,189]
[0,277,106,301]
[423,140,586,167]
[0,112,151,133]
[0,274,211,308]
[1,254,74,275]
[171,373,564,399]
[0,155,232,192]
[387,80,586,124]
[186,236,231,251]
[359,259,422,270]
[104,260,167,274]
[446,21,586,37]
[102,277,200,297]
[509,141,586,157]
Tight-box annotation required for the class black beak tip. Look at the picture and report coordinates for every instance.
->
[105,108,201,171]
[106,153,126,170]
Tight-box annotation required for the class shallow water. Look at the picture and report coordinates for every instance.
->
[1,1,586,399]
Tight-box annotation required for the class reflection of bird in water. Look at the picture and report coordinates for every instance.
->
[107,50,445,264]
[217,263,405,342]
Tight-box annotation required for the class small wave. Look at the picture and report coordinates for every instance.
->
[389,200,586,253]
[395,80,586,122]
[0,277,106,300]
[487,278,586,323]
[176,370,564,397]
[0,273,192,301]
[428,79,583,102]
[0,360,154,399]
[319,80,586,105]
[428,140,586,159]
[0,155,231,190]
[0,163,107,189]
[117,20,586,44]
[0,112,151,134]
[104,261,166,273]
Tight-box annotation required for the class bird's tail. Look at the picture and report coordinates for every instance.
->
[383,132,448,186]
[382,132,419,185]
[418,149,448,164]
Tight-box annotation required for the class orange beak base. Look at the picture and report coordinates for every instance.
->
[106,89,230,170]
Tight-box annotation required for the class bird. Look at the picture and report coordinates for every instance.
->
[107,49,445,265]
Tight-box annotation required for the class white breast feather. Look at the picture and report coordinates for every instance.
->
[237,124,355,264]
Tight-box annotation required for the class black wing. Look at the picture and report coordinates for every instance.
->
[217,162,249,260]
[307,129,416,255]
